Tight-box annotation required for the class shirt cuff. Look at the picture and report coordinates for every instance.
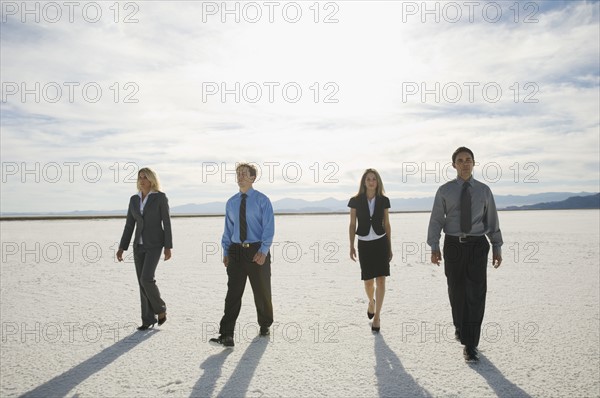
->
[492,245,502,257]
[259,244,271,255]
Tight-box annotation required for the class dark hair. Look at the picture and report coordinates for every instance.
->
[452,147,474,164]
[236,163,257,177]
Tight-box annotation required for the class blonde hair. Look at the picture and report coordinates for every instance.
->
[354,168,385,197]
[137,167,162,192]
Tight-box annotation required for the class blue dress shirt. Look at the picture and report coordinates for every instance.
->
[222,188,275,255]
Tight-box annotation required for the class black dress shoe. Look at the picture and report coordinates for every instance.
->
[463,346,479,362]
[158,312,167,326]
[209,335,234,348]
[137,322,156,331]
[367,299,375,320]
[260,327,270,336]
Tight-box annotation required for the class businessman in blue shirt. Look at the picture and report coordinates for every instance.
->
[210,163,275,348]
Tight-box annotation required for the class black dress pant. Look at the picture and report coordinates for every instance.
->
[443,235,490,347]
[219,243,273,337]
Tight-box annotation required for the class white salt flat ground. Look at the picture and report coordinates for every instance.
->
[1,210,599,397]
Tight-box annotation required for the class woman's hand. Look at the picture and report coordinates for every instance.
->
[350,247,357,261]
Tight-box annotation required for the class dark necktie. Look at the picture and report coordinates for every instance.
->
[460,181,472,234]
[239,193,247,242]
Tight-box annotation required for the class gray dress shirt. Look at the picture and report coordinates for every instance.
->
[427,177,503,255]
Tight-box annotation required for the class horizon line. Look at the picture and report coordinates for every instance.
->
[2,208,599,222]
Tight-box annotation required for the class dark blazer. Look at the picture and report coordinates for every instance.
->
[119,191,173,250]
[348,194,391,237]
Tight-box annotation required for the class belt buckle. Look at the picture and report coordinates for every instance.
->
[459,236,467,243]
[242,243,250,248]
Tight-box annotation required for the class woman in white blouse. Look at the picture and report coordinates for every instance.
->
[348,169,393,332]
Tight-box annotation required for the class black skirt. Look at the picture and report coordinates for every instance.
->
[357,235,390,280]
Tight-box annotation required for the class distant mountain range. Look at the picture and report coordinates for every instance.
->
[170,192,599,214]
[265,192,600,214]
[2,192,598,218]
[504,193,600,210]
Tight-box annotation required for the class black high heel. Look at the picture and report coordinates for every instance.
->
[371,318,380,333]
[367,299,375,320]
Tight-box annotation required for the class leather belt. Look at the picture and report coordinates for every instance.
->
[446,235,484,244]
[233,242,260,249]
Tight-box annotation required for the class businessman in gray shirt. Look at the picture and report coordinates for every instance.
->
[427,147,503,362]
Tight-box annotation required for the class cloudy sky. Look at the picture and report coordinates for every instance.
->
[1,0,599,213]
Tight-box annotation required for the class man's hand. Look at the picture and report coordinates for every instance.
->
[253,252,267,265]
[350,247,357,262]
[431,250,442,266]
[493,253,502,268]
[223,256,229,267]
[116,249,124,262]
[164,248,172,261]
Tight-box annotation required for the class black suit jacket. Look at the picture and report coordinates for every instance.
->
[119,191,173,250]
[348,194,390,237]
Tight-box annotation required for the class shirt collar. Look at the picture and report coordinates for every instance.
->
[239,188,255,197]
[456,176,474,186]
[138,191,157,198]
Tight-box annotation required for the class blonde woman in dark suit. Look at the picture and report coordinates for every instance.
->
[348,169,392,332]
[117,167,172,330]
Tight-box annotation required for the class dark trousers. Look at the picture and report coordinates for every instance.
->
[219,244,273,337]
[133,245,166,325]
[443,235,490,347]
